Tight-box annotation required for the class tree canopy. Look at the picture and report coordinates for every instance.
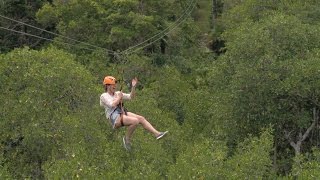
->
[1,0,320,178]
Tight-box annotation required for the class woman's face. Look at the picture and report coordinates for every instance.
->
[109,84,117,92]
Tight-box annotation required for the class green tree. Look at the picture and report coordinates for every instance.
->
[0,47,101,178]
[221,0,320,30]
[168,127,274,179]
[291,148,320,178]
[0,163,11,179]
[222,128,274,179]
[168,138,227,179]
[208,13,320,174]
[0,0,52,53]
[36,0,188,53]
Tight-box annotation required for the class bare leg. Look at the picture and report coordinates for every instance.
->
[115,115,138,141]
[114,112,161,140]
[126,112,160,137]
[126,124,138,141]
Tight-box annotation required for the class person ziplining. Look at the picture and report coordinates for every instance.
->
[100,76,168,151]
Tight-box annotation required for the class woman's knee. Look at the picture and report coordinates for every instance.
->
[132,118,140,125]
[136,115,146,121]
[139,117,149,125]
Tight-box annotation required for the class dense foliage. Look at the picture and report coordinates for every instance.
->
[1,0,320,178]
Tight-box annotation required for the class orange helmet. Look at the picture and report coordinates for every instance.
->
[103,76,117,85]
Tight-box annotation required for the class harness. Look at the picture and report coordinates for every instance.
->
[119,103,127,127]
[109,104,127,127]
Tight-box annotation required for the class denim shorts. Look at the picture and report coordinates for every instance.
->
[110,108,121,128]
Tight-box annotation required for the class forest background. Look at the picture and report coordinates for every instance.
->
[1,0,320,179]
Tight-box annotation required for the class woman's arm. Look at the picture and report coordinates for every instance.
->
[112,92,123,107]
[101,92,123,108]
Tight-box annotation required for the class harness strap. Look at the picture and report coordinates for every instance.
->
[109,107,125,127]
[118,102,127,127]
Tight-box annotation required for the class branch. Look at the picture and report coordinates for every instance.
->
[299,120,316,143]
[284,129,297,147]
[298,107,318,142]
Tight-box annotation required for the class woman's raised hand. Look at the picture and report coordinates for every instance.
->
[132,77,138,87]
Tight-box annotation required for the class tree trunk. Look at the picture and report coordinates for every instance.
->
[284,107,319,156]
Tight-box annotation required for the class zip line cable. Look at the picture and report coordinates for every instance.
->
[120,0,196,55]
[0,14,116,54]
[115,0,196,81]
[121,0,197,55]
[1,0,196,56]
[0,26,98,51]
